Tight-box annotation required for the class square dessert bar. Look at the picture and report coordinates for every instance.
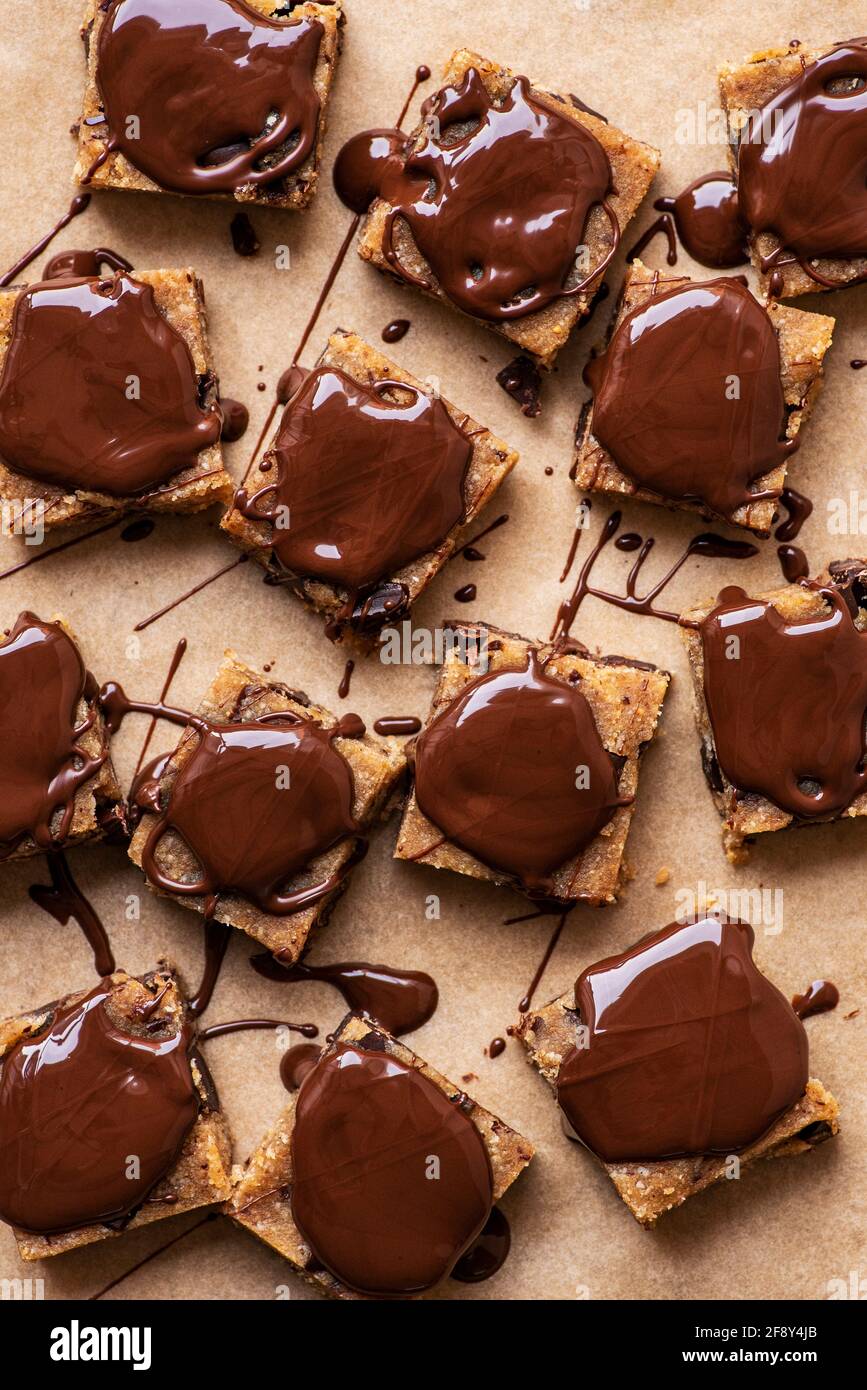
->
[0,612,122,862]
[358,50,660,368]
[719,42,867,298]
[2,966,232,1260]
[395,622,670,905]
[681,560,867,862]
[573,258,833,534]
[228,1012,534,1299]
[518,990,839,1228]
[0,268,232,533]
[221,329,519,645]
[75,2,343,210]
[128,653,405,959]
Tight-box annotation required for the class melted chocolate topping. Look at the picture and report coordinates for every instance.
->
[291,1042,493,1295]
[93,0,324,195]
[43,246,132,280]
[414,652,629,890]
[102,684,363,916]
[655,173,748,268]
[450,1206,511,1283]
[792,979,840,1020]
[0,980,198,1234]
[738,42,867,266]
[0,613,107,859]
[699,583,867,819]
[236,366,471,592]
[0,273,220,495]
[280,1041,321,1090]
[557,914,808,1161]
[250,955,438,1036]
[339,67,615,321]
[585,277,791,518]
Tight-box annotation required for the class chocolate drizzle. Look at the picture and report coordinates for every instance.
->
[236,366,471,599]
[585,277,792,518]
[101,685,364,918]
[290,1041,493,1295]
[451,1207,511,1283]
[551,506,758,640]
[0,978,199,1235]
[0,613,107,859]
[338,67,616,321]
[0,194,91,289]
[29,851,116,979]
[414,652,630,890]
[249,955,438,1036]
[698,583,867,819]
[738,42,867,279]
[556,914,808,1161]
[0,273,220,495]
[92,0,324,196]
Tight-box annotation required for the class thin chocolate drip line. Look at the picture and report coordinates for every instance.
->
[0,516,122,582]
[197,1017,318,1041]
[551,507,757,640]
[518,909,569,1013]
[133,637,188,778]
[287,67,430,373]
[88,1213,217,1301]
[396,64,432,129]
[338,659,354,699]
[188,922,232,1020]
[133,555,248,631]
[462,512,509,559]
[774,486,813,543]
[29,850,115,978]
[0,194,91,288]
[626,211,677,265]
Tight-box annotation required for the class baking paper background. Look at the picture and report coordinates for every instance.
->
[0,0,864,1301]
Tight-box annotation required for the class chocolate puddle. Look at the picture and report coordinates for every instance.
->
[413,652,630,890]
[557,914,808,1161]
[698,582,867,819]
[250,955,438,1037]
[90,0,324,196]
[0,272,220,496]
[0,980,199,1235]
[290,1041,493,1296]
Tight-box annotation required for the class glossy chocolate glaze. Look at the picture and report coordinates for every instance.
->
[414,652,629,890]
[699,583,867,819]
[0,980,198,1234]
[236,366,471,591]
[290,1041,493,1295]
[451,1206,510,1283]
[338,66,615,321]
[102,684,363,917]
[0,613,106,859]
[738,42,867,270]
[792,979,840,1020]
[557,915,808,1161]
[93,0,324,195]
[0,273,220,495]
[655,173,748,268]
[585,277,791,518]
[250,955,438,1036]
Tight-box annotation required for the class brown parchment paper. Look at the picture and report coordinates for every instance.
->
[0,0,864,1302]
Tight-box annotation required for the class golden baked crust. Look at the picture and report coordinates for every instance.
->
[221,328,519,649]
[227,1012,534,1299]
[394,621,670,905]
[1,965,233,1261]
[128,653,406,959]
[518,989,839,1228]
[719,41,867,297]
[74,1,344,210]
[0,269,233,533]
[0,612,122,862]
[680,562,867,862]
[358,49,660,368]
[572,258,834,535]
